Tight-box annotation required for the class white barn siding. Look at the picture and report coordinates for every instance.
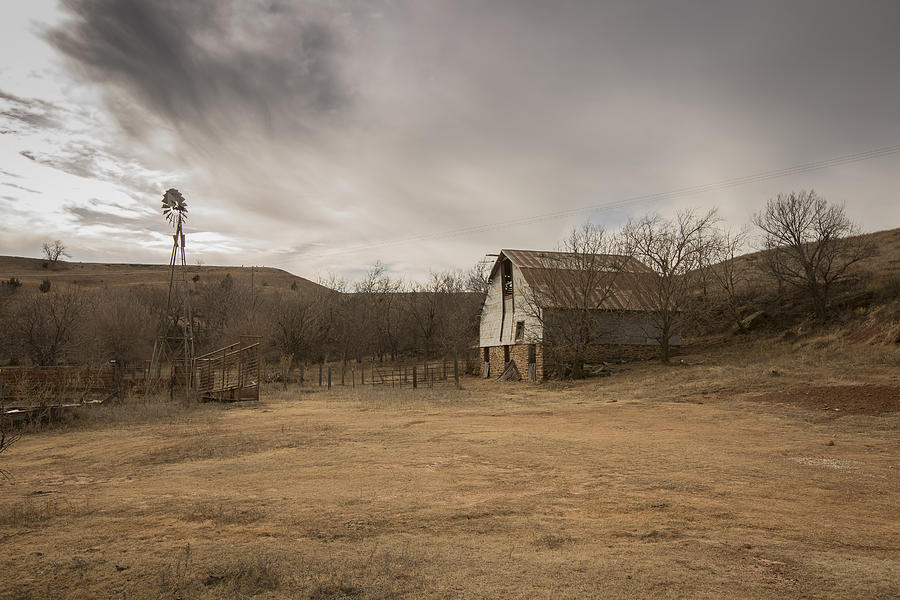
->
[479,260,543,347]
[512,263,543,344]
[501,296,515,344]
[478,269,504,347]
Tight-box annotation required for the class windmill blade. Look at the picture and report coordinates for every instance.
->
[161,188,188,224]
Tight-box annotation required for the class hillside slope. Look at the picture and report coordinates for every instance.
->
[737,227,900,280]
[0,256,326,295]
[695,227,900,344]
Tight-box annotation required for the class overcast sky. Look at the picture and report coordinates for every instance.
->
[1,0,899,281]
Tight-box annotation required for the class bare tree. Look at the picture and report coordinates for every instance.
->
[707,225,752,332]
[401,271,477,360]
[622,209,718,363]
[404,273,448,360]
[436,272,482,361]
[193,273,259,350]
[16,287,83,365]
[82,289,156,366]
[354,263,406,361]
[520,223,631,378]
[42,240,70,265]
[464,257,493,296]
[752,190,876,321]
[272,290,326,363]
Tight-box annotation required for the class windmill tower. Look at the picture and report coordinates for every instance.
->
[145,188,195,400]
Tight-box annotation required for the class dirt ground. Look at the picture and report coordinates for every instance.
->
[751,384,900,415]
[1,342,899,599]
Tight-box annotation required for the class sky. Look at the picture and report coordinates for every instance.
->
[1,0,899,282]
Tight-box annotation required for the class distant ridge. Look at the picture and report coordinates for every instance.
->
[0,256,326,294]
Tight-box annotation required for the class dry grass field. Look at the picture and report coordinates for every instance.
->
[1,339,898,599]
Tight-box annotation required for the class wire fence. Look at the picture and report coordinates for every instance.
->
[275,357,464,390]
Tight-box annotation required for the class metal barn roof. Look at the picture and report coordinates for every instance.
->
[489,249,658,311]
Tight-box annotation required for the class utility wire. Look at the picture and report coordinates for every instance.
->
[300,143,900,259]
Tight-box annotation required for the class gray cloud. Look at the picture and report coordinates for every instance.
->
[46,0,350,144]
[21,144,98,179]
[63,202,160,231]
[1,181,41,194]
[19,143,162,201]
[0,89,61,113]
[0,88,64,132]
[0,108,61,130]
[23,0,900,278]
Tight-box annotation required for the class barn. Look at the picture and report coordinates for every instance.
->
[478,249,678,380]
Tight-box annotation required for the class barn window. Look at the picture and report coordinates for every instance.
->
[515,321,525,342]
[502,260,513,298]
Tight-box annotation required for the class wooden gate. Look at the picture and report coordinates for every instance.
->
[195,336,261,401]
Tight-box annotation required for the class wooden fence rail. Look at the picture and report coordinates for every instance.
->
[0,364,119,416]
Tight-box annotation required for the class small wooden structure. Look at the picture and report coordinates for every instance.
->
[195,336,261,401]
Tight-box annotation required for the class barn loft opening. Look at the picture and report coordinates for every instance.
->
[502,259,513,298]
[515,321,525,342]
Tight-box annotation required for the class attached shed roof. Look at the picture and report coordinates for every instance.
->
[518,268,657,311]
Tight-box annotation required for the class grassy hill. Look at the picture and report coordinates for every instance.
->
[0,256,326,295]
[737,226,900,284]
[694,227,900,346]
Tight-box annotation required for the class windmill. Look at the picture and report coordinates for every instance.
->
[145,188,196,400]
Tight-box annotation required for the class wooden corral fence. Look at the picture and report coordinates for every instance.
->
[289,357,463,390]
[196,336,262,401]
[0,364,120,423]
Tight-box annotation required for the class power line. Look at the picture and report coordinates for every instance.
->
[299,143,900,259]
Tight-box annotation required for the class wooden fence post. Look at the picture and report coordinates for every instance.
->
[327,367,332,390]
[255,341,262,401]
[239,340,245,396]
[454,353,460,389]
[221,345,227,393]
[412,365,417,389]
[341,364,345,386]
[319,363,323,387]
